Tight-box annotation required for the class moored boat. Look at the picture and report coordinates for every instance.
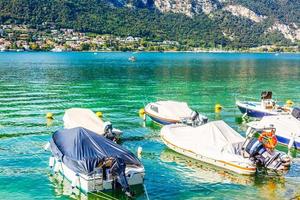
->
[63,108,122,141]
[128,56,136,62]
[247,107,300,150]
[236,91,292,118]
[144,100,207,126]
[161,120,291,175]
[48,127,145,197]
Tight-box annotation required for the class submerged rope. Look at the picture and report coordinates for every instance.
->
[88,191,119,200]
[143,184,150,200]
[1,134,49,165]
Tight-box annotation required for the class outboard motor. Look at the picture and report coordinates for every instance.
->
[110,157,132,197]
[292,107,300,120]
[242,137,291,172]
[103,121,116,141]
[190,111,208,126]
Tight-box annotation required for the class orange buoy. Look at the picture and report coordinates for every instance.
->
[258,130,278,150]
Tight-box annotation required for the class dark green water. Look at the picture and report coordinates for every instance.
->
[0,52,299,200]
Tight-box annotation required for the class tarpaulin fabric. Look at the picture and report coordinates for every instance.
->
[145,101,193,121]
[63,108,105,135]
[248,114,300,140]
[50,127,141,174]
[161,121,252,165]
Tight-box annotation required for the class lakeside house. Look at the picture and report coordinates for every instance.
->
[0,24,298,52]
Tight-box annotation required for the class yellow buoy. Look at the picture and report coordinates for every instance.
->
[139,108,146,121]
[96,111,103,118]
[46,112,54,119]
[139,108,145,115]
[286,100,294,107]
[137,146,143,158]
[215,104,223,113]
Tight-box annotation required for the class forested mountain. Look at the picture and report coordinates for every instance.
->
[0,0,299,48]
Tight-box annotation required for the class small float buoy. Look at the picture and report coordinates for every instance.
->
[44,142,50,151]
[286,100,294,107]
[46,112,54,119]
[49,156,55,168]
[139,108,145,115]
[215,104,223,113]
[96,111,103,118]
[139,108,146,121]
[137,146,143,158]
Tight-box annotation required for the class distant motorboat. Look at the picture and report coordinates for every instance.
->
[248,107,300,150]
[63,108,122,141]
[128,56,136,62]
[161,120,291,175]
[47,127,145,196]
[144,100,208,126]
[51,47,63,52]
[236,91,292,118]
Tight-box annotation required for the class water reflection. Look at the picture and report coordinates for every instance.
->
[0,52,300,199]
[49,173,147,200]
[160,148,255,186]
[160,148,300,200]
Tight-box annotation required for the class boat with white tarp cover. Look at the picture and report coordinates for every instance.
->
[47,127,145,197]
[63,108,122,141]
[144,100,207,126]
[161,120,291,175]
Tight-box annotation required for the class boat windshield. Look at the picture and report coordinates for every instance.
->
[261,91,272,100]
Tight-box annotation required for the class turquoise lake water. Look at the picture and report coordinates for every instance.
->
[0,52,300,200]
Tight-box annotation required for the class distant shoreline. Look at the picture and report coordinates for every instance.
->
[1,50,300,54]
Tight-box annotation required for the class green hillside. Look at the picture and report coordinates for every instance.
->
[0,0,299,49]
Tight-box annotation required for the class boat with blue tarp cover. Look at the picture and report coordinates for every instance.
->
[47,127,145,197]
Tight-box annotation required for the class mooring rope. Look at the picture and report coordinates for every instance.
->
[143,184,150,200]
[2,135,49,165]
[88,191,119,200]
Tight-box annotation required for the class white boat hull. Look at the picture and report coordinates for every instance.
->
[161,136,256,175]
[144,101,193,125]
[51,157,145,193]
[236,100,291,118]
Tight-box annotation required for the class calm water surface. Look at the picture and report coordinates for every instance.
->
[0,52,300,200]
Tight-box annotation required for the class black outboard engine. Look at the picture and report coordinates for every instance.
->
[292,107,300,120]
[103,122,116,141]
[190,111,208,126]
[110,157,132,197]
[242,137,291,172]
